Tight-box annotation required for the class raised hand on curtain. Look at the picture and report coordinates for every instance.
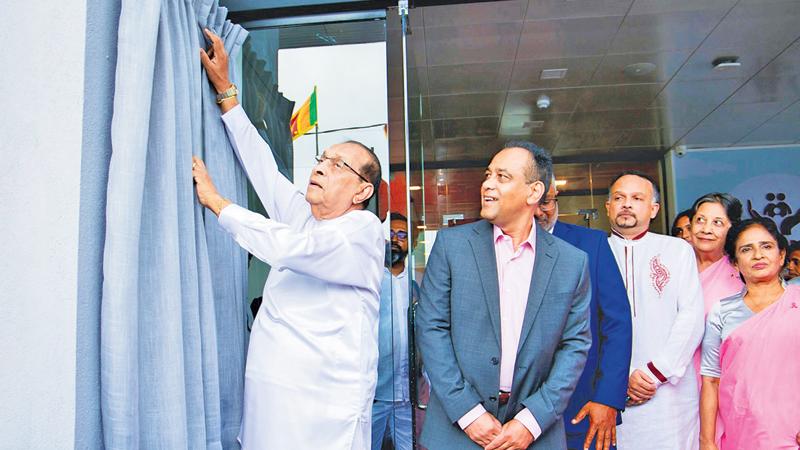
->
[192,156,230,216]
[200,28,238,113]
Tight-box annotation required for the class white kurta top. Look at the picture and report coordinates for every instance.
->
[608,231,704,450]
[218,105,384,450]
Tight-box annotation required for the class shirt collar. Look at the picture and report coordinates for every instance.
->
[611,228,648,241]
[493,223,536,250]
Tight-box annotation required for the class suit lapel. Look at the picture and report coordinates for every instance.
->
[516,225,558,357]
[469,221,502,347]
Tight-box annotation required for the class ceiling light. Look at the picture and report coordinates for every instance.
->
[623,62,656,77]
[555,179,567,187]
[540,68,568,80]
[417,225,426,229]
[409,185,421,191]
[536,94,551,110]
[712,56,741,70]
[523,120,545,129]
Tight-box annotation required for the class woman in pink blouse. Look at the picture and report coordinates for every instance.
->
[689,194,745,382]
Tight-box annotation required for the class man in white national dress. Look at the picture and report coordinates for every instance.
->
[192,29,384,450]
[605,170,704,450]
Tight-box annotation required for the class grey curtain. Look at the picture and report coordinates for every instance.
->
[98,0,248,448]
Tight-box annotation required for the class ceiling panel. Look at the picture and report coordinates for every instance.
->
[429,92,506,119]
[517,16,623,59]
[726,74,800,107]
[425,22,522,65]
[426,62,514,95]
[627,0,737,15]
[702,1,800,50]
[525,0,634,20]
[609,10,725,53]
[434,136,505,160]
[504,88,585,114]
[508,56,603,90]
[615,127,683,147]
[651,78,741,127]
[556,130,628,150]
[423,0,528,27]
[576,82,664,111]
[432,117,500,139]
[567,108,667,131]
[735,100,800,145]
[590,50,691,84]
[677,100,789,146]
[758,40,800,78]
[499,112,573,134]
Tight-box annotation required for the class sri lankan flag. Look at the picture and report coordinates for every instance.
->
[290,87,317,140]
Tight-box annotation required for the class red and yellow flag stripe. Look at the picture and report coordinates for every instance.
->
[290,87,318,140]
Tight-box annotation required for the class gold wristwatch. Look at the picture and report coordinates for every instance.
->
[216,84,238,104]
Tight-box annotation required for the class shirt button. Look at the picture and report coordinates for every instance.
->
[491,357,499,365]
[489,396,498,402]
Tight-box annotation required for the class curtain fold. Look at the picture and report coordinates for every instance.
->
[100,0,248,448]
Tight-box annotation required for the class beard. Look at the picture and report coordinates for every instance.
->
[614,214,639,229]
[389,243,408,266]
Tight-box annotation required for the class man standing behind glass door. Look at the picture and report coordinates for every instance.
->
[373,212,417,450]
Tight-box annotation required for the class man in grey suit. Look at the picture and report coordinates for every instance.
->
[416,141,592,450]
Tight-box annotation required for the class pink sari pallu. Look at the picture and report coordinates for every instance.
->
[718,285,800,449]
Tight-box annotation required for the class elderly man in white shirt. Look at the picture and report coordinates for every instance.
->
[605,170,704,450]
[192,29,384,450]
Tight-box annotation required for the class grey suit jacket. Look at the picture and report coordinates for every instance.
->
[416,220,592,450]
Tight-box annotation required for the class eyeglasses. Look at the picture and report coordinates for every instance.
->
[390,230,408,240]
[540,197,558,212]
[314,155,370,184]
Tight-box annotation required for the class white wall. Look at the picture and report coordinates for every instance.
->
[0,1,85,448]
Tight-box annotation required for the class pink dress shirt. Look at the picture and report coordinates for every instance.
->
[457,224,542,439]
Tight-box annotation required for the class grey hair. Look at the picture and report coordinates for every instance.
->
[342,140,381,208]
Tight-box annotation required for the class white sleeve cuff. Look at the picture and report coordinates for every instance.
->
[514,408,543,440]
[457,404,486,430]
[216,202,246,234]
[220,103,245,123]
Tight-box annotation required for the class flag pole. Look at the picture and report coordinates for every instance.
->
[314,86,319,156]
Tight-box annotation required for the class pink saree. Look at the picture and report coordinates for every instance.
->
[700,257,744,315]
[718,285,800,449]
[694,257,744,380]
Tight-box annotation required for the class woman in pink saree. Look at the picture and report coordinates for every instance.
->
[690,194,745,388]
[699,218,800,450]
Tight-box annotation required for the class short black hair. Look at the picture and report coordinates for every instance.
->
[725,217,788,265]
[671,208,694,237]
[343,140,381,208]
[608,170,661,204]
[502,140,553,195]
[787,240,800,255]
[691,192,743,225]
[390,212,407,223]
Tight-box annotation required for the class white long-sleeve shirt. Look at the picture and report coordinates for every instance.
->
[218,105,384,450]
[608,231,704,450]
